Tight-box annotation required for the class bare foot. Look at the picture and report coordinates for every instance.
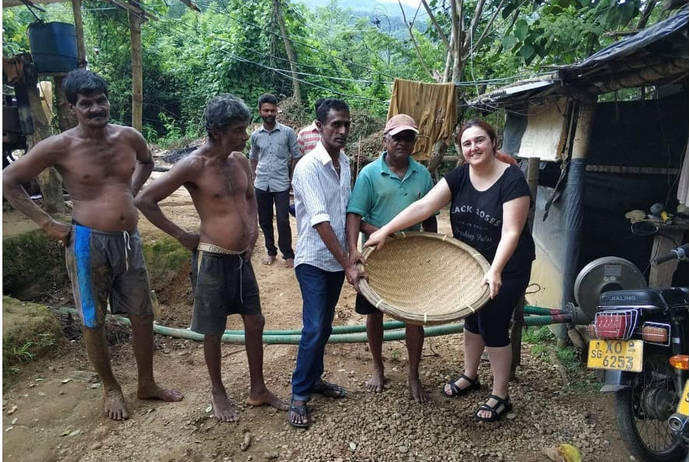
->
[262,255,276,265]
[247,388,288,411]
[104,388,129,421]
[408,376,428,403]
[211,390,239,422]
[137,383,184,402]
[365,368,385,393]
[284,258,294,268]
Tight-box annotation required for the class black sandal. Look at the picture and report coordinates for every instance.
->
[443,374,480,397]
[312,380,346,399]
[287,399,310,428]
[475,395,512,422]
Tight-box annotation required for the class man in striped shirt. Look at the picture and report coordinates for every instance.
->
[288,99,362,429]
[296,98,324,157]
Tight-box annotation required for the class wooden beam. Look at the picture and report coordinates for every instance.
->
[109,0,151,20]
[510,157,540,379]
[649,228,686,287]
[3,0,64,8]
[71,0,86,66]
[129,9,143,132]
[178,0,200,12]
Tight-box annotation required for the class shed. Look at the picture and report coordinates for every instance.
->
[468,10,689,328]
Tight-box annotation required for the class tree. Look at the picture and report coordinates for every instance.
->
[417,0,655,174]
[272,0,301,104]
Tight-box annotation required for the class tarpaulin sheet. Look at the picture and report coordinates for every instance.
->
[387,78,457,161]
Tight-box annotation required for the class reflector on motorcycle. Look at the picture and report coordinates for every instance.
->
[594,310,638,339]
[670,355,689,370]
[641,322,669,345]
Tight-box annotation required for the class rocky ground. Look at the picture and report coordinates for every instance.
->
[2,178,633,462]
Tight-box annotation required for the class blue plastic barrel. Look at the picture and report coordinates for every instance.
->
[28,22,78,73]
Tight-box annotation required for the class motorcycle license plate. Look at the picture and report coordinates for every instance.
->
[587,339,643,372]
[677,381,689,417]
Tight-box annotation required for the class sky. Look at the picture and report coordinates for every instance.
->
[379,0,421,6]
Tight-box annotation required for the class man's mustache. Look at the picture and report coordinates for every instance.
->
[89,112,107,119]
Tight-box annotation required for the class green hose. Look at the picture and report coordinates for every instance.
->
[249,321,405,336]
[52,306,570,344]
[523,305,565,316]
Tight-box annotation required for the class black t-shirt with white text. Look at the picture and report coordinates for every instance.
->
[444,164,535,275]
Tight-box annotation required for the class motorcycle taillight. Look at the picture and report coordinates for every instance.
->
[594,310,639,340]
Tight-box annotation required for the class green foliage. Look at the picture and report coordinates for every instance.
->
[500,0,643,66]
[3,297,62,371]
[2,0,654,146]
[142,236,191,286]
[556,345,581,373]
[522,325,556,344]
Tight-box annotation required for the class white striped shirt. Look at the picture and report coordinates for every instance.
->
[292,141,351,272]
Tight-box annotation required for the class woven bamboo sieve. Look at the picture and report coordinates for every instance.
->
[358,232,491,325]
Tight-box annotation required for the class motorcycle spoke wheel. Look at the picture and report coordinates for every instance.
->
[616,354,686,462]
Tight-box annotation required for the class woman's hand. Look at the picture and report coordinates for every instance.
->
[482,268,502,299]
[364,229,389,250]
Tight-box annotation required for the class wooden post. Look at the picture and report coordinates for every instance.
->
[649,226,686,287]
[128,10,143,132]
[26,79,65,215]
[53,76,77,131]
[71,0,87,67]
[510,157,540,379]
[558,97,596,347]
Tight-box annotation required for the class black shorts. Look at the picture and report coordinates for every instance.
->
[190,250,261,335]
[355,293,380,315]
[463,268,531,348]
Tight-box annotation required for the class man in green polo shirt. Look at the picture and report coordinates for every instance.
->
[345,114,437,403]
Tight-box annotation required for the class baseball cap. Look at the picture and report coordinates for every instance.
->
[384,114,418,136]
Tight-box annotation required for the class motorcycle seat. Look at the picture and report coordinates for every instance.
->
[599,288,689,310]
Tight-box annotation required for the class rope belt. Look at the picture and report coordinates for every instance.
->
[197,242,247,255]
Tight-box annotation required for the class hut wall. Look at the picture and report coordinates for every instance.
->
[518,89,689,308]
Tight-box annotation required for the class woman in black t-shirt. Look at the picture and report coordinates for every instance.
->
[366,119,534,422]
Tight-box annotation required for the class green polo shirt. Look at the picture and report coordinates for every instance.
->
[347,152,435,232]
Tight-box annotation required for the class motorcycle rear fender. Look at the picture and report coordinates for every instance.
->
[600,370,635,392]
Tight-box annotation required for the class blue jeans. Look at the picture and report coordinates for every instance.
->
[291,264,345,402]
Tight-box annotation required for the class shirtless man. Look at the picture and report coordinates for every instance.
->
[135,94,287,421]
[2,69,183,421]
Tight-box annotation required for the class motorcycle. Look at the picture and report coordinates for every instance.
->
[585,241,689,462]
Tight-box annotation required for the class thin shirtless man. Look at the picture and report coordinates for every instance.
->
[2,69,183,420]
[135,94,287,421]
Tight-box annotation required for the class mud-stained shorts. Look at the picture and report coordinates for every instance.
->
[65,223,153,329]
[190,249,261,335]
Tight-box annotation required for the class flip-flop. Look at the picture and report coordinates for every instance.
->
[287,399,310,428]
[312,380,346,399]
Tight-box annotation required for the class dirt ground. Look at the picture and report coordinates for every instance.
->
[2,173,633,462]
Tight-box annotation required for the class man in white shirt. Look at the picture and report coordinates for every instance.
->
[288,99,362,429]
